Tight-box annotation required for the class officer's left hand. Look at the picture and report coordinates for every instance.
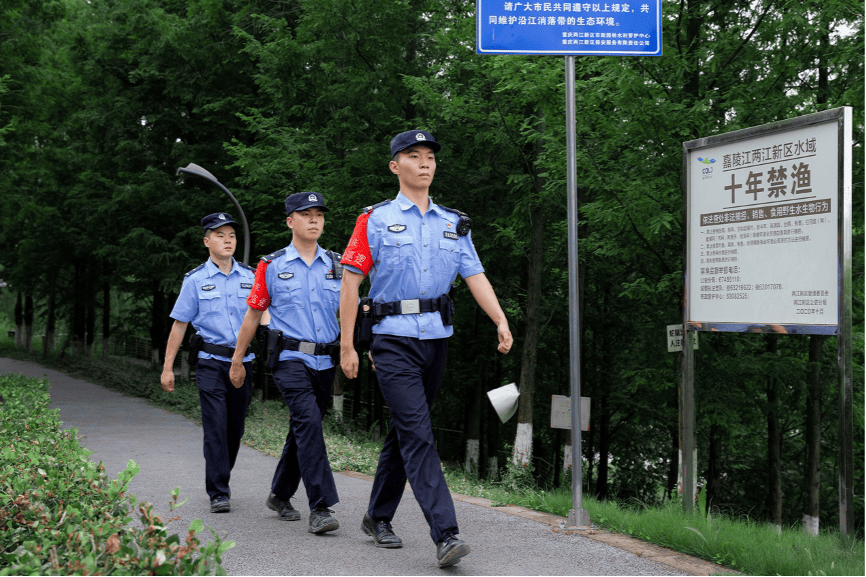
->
[229,361,245,388]
[497,322,513,354]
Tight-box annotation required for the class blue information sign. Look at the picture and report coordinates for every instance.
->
[477,0,662,56]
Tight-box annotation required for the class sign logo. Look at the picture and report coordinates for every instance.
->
[278,272,294,280]
[415,132,427,141]
[698,157,715,179]
[388,224,407,233]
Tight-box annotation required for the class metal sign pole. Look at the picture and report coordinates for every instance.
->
[565,55,589,528]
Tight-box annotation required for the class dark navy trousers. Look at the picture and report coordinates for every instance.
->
[271,360,339,511]
[195,358,253,500]
[367,334,457,544]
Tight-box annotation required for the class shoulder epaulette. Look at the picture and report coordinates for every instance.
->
[362,199,392,214]
[325,250,343,279]
[238,262,255,272]
[260,248,287,263]
[184,263,206,278]
[436,204,472,237]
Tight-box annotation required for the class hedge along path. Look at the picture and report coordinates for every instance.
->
[0,373,232,576]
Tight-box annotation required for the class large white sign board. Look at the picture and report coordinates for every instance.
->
[686,118,841,331]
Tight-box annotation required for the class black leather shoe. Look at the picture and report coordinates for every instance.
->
[308,505,340,534]
[210,495,230,513]
[436,534,470,567]
[266,492,301,521]
[361,513,403,548]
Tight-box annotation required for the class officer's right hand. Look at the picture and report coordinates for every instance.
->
[341,346,359,379]
[229,361,245,389]
[160,368,175,393]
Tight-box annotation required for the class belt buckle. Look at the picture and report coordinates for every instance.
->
[400,299,421,315]
[299,341,317,355]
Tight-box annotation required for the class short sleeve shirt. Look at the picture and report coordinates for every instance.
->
[170,258,255,362]
[246,244,341,371]
[341,192,484,339]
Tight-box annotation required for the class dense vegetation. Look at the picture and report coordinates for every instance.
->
[0,372,232,575]
[0,0,862,535]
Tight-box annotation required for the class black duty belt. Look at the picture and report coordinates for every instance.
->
[372,295,451,320]
[200,342,251,358]
[281,338,340,356]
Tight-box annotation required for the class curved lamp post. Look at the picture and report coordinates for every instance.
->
[177,163,251,265]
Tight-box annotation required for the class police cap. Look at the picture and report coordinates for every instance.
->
[201,212,238,234]
[285,191,329,215]
[390,130,441,157]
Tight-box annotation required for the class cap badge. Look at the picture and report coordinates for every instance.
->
[218,214,226,220]
[308,194,317,202]
[415,133,426,141]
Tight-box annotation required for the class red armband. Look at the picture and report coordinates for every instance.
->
[246,260,272,310]
[340,212,373,276]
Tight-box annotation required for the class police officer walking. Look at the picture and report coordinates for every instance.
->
[161,212,257,513]
[339,130,513,567]
[230,192,342,535]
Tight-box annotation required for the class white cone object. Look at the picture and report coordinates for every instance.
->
[487,382,520,423]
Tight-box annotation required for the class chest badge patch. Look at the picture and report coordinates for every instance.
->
[240,283,252,289]
[278,272,294,280]
[388,224,407,233]
[202,284,216,291]
[443,231,458,240]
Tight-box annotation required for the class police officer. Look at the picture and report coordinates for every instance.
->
[230,192,342,535]
[161,212,256,513]
[339,130,513,567]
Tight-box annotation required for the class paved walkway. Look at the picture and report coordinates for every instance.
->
[1,357,727,576]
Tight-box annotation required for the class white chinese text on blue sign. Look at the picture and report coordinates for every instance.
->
[477,0,662,56]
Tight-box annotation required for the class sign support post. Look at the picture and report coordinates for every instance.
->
[564,55,590,528]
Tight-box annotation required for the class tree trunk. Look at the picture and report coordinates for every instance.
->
[85,300,96,357]
[513,111,546,467]
[333,367,345,421]
[44,273,56,356]
[101,280,111,359]
[149,280,165,367]
[464,321,484,474]
[72,262,86,356]
[487,356,503,481]
[803,334,825,536]
[666,423,679,501]
[14,292,23,348]
[597,391,610,499]
[766,334,782,531]
[706,424,722,515]
[23,294,33,354]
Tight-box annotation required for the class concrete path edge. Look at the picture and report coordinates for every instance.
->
[339,470,738,577]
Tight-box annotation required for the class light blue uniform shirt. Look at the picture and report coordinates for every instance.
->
[345,192,484,339]
[263,244,341,371]
[170,258,255,362]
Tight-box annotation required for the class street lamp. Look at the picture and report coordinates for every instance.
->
[177,163,251,265]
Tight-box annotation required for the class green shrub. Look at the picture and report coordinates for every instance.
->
[0,373,233,575]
